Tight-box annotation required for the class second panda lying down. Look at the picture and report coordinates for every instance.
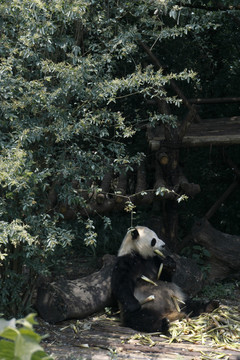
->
[111,226,219,333]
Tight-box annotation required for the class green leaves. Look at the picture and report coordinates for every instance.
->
[84,219,97,248]
[0,220,37,250]
[0,314,52,360]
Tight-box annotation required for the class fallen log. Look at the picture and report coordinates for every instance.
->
[172,254,204,296]
[36,254,116,323]
[36,253,204,323]
[192,218,240,281]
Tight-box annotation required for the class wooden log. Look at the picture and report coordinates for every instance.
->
[192,219,240,280]
[149,139,161,151]
[157,151,169,166]
[180,182,201,198]
[36,255,116,323]
[183,134,240,147]
[147,117,240,147]
[134,162,154,204]
[178,168,201,198]
[154,160,176,200]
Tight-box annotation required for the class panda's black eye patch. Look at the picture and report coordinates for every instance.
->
[151,238,156,247]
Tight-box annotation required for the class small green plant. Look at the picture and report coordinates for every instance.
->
[181,245,211,278]
[0,313,52,360]
[199,281,238,301]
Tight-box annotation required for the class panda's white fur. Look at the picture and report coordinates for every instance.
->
[118,226,165,258]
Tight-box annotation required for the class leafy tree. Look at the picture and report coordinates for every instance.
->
[0,0,239,316]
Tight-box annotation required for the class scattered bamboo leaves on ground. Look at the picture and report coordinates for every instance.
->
[167,305,240,350]
[123,304,240,358]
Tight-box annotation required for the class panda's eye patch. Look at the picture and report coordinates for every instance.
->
[151,238,156,247]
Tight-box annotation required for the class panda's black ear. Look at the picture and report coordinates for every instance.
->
[131,228,139,240]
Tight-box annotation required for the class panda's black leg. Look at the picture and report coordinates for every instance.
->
[122,309,169,333]
[184,299,219,317]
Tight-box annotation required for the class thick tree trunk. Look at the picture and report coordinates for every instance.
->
[192,219,240,281]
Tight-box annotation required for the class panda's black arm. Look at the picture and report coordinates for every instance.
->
[111,256,141,312]
[154,255,176,282]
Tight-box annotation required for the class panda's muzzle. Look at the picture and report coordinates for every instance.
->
[154,244,171,258]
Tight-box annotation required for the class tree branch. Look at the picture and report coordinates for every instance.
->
[140,41,202,132]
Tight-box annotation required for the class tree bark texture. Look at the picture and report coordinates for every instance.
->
[36,255,116,323]
[192,219,240,281]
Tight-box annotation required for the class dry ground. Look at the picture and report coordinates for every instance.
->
[37,313,240,360]
[37,303,240,360]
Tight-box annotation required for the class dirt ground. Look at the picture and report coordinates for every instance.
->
[37,313,240,360]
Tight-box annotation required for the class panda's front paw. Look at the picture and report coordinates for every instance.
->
[163,256,176,272]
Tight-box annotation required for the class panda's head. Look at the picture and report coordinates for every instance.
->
[118,226,165,259]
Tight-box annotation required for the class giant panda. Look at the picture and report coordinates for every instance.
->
[111,226,218,333]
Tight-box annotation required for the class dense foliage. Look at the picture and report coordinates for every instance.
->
[0,0,239,317]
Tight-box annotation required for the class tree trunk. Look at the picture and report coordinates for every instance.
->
[192,219,240,281]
